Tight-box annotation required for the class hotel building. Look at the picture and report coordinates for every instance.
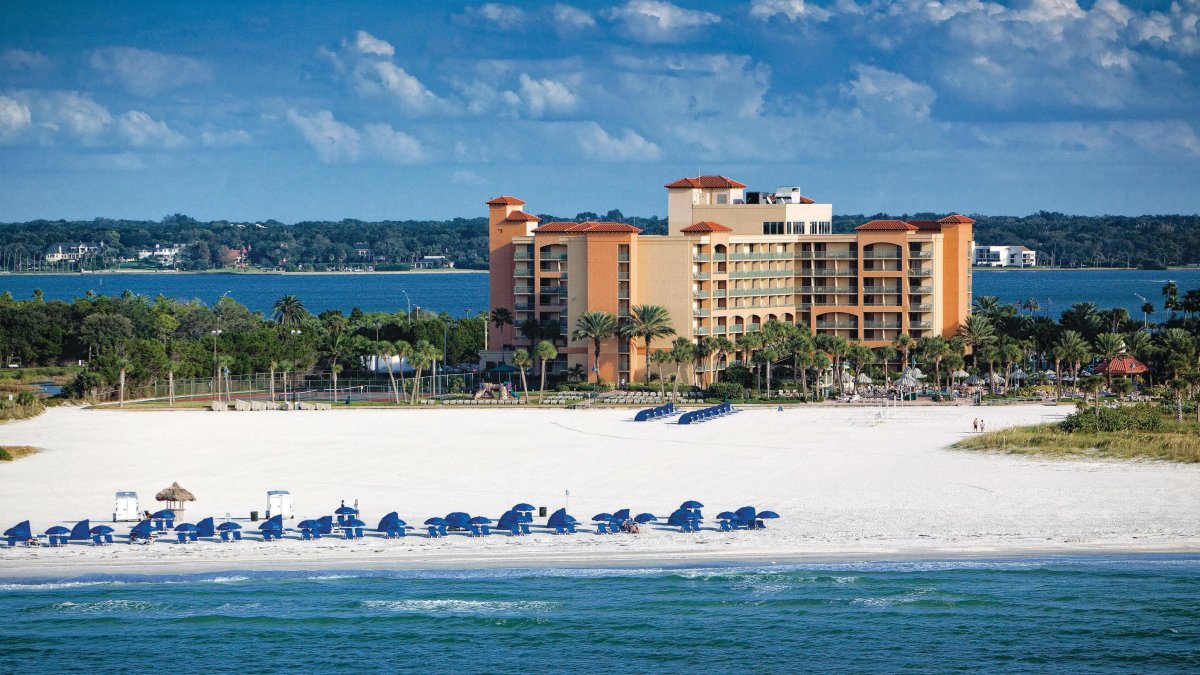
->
[483,176,974,384]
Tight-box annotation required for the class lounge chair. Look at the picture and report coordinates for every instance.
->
[595,522,608,534]
[176,532,189,544]
[427,526,440,538]
[301,529,314,540]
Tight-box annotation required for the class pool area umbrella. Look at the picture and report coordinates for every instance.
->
[985,372,1005,384]
[155,482,195,516]
[903,367,925,379]
[634,513,658,524]
[1010,369,1028,381]
[896,375,918,388]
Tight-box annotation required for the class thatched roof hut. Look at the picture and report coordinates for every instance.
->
[155,482,195,515]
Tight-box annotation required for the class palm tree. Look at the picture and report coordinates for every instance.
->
[1139,302,1154,329]
[1167,378,1186,422]
[875,345,898,385]
[1021,297,1040,316]
[490,307,514,357]
[893,333,915,369]
[408,340,436,404]
[167,358,181,406]
[849,343,873,393]
[708,336,734,386]
[973,295,1001,316]
[216,354,235,401]
[1079,374,1104,417]
[810,351,831,401]
[1056,330,1091,393]
[815,334,850,398]
[916,337,947,391]
[512,348,532,400]
[374,340,403,404]
[1000,339,1022,393]
[958,314,997,367]
[1162,281,1179,317]
[622,305,675,383]
[321,327,351,403]
[278,360,293,402]
[1184,372,1200,424]
[272,294,307,327]
[116,356,131,407]
[534,340,558,402]
[651,349,671,397]
[268,359,277,402]
[979,345,1000,395]
[669,337,694,400]
[1158,328,1195,378]
[1092,332,1126,387]
[571,311,618,383]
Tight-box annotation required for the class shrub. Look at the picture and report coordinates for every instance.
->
[0,447,10,461]
[721,366,755,388]
[15,391,37,406]
[1059,404,1164,433]
[708,382,745,401]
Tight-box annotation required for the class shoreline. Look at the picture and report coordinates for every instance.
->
[0,268,486,276]
[3,542,1197,582]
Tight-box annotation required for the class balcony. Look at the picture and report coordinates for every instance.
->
[694,308,710,317]
[514,285,533,294]
[863,302,903,308]
[797,251,857,260]
[816,321,858,329]
[695,326,709,336]
[864,321,902,329]
[863,286,901,294]
[911,303,933,312]
[713,253,726,261]
[617,253,629,262]
[729,286,794,297]
[909,268,933,277]
[539,287,565,295]
[693,290,708,299]
[713,289,727,298]
[730,251,792,261]
[693,272,710,280]
[514,251,533,260]
[712,325,727,334]
[909,250,934,259]
[514,302,533,310]
[910,285,933,294]
[729,269,792,278]
[808,269,858,277]
[811,302,858,308]
[862,251,902,259]
[692,254,709,262]
[799,285,858,294]
[514,267,533,277]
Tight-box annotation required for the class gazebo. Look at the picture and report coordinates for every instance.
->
[1094,356,1149,377]
[155,482,196,519]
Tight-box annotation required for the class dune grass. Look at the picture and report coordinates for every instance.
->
[0,446,39,461]
[955,421,1200,463]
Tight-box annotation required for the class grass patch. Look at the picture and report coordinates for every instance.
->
[0,446,39,461]
[955,421,1200,463]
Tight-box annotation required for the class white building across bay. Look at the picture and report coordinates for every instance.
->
[973,244,1037,267]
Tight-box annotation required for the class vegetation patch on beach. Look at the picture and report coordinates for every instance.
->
[956,405,1200,463]
[0,445,39,461]
[0,391,45,424]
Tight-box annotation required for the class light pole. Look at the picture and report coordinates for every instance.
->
[401,290,411,318]
[288,329,301,402]
[1134,293,1149,329]
[210,329,222,400]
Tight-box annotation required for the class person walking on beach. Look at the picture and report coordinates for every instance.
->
[979,419,985,433]
[972,418,979,433]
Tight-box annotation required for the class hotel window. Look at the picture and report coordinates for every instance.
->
[716,193,728,204]
[762,221,785,235]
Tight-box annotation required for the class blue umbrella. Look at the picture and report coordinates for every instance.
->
[130,520,154,538]
[376,512,400,531]
[424,517,448,526]
[195,517,215,538]
[259,514,283,531]
[174,523,196,532]
[757,511,780,519]
[89,525,115,535]
[316,516,334,534]
[716,511,737,520]
[497,510,520,529]
[70,519,91,541]
[216,521,243,531]
[735,506,757,523]
[445,512,472,529]
[45,526,70,536]
[344,518,366,528]
[591,513,614,522]
[547,508,571,528]
[468,516,493,525]
[151,509,175,519]
[299,519,321,530]
[634,513,658,524]
[612,508,631,521]
[4,521,32,540]
[512,503,535,512]
[680,500,704,509]
[667,509,693,526]
[335,505,358,515]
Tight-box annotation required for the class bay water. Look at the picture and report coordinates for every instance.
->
[1,269,1198,319]
[3,556,1198,673]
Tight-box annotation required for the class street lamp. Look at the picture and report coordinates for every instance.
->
[210,329,223,400]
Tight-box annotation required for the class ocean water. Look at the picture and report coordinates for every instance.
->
[3,556,1199,673]
[0,269,1198,318]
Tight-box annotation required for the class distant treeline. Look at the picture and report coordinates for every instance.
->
[0,210,1196,271]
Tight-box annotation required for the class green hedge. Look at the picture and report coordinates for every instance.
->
[1059,404,1164,433]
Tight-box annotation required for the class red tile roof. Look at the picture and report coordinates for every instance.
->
[1094,356,1149,375]
[680,221,733,234]
[664,175,748,189]
[939,214,975,224]
[855,220,919,232]
[907,220,943,231]
[793,195,816,204]
[486,196,526,206]
[533,221,642,234]
[503,211,541,222]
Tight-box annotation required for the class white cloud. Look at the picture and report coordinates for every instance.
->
[749,0,830,22]
[286,109,424,164]
[553,4,596,29]
[0,49,51,73]
[353,30,395,57]
[88,47,212,96]
[117,110,187,148]
[37,91,113,138]
[847,65,937,121]
[577,122,661,161]
[0,95,32,141]
[517,74,578,117]
[200,128,253,148]
[604,0,720,43]
[474,3,526,28]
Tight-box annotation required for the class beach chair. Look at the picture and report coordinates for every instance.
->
[91,534,103,545]
[595,522,609,534]
[343,528,354,540]
[427,526,440,538]
[176,532,189,544]
[5,536,16,547]
[301,529,314,541]
[719,520,732,532]
[232,530,242,541]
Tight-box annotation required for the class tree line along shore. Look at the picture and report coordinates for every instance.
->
[0,211,1197,273]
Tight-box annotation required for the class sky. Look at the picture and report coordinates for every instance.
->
[1,0,1198,222]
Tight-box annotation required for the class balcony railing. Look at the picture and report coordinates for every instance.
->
[863,302,902,308]
[514,268,533,277]
[863,286,901,294]
[618,291,629,299]
[514,302,533,310]
[862,251,902,259]
[909,268,933,277]
[712,325,727,334]
[514,252,533,260]
[617,254,629,262]
[808,269,858,277]
[693,272,709,280]
[692,290,708,299]
[514,285,533,294]
[911,321,933,329]
[797,251,857,259]
[909,250,934,259]
[618,272,630,280]
[810,302,858,308]
[695,326,709,336]
[911,303,933,312]
[799,286,858,294]
[713,290,727,298]
[730,252,792,261]
[694,308,710,317]
[816,321,858,329]
[692,255,709,262]
[910,285,933,294]
[729,286,794,297]
[864,321,902,329]
[729,269,792,278]
[539,287,565,295]
[713,254,726,261]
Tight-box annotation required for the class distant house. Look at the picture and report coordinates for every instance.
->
[412,255,455,269]
[974,244,1036,267]
[44,242,104,264]
[136,243,187,265]
[352,242,376,260]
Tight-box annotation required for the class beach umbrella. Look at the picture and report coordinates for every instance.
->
[612,508,631,521]
[151,509,175,520]
[951,369,970,380]
[155,482,195,514]
[89,525,115,535]
[547,508,572,528]
[468,516,493,525]
[512,503,535,512]
[335,505,359,515]
[195,517,215,538]
[216,521,242,532]
[716,511,736,520]
[680,500,704,509]
[1011,369,1028,381]
[376,512,400,531]
[634,513,658,524]
[316,516,334,534]
[857,373,873,384]
[173,523,196,533]
[667,509,692,526]
[70,519,91,541]
[444,512,472,529]
[259,514,283,531]
[735,506,757,523]
[497,510,521,529]
[45,525,70,536]
[591,513,614,522]
[985,372,1005,384]
[424,517,448,526]
[757,511,780,519]
[965,375,984,386]
[299,519,321,530]
[130,520,154,538]
[896,375,918,388]
[343,518,366,528]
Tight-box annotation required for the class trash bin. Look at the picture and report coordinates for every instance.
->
[250,511,259,521]
[538,506,547,518]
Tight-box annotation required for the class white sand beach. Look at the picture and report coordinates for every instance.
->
[0,404,1197,578]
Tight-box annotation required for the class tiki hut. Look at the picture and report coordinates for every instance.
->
[155,482,196,518]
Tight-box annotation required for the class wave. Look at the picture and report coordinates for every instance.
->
[359,599,560,614]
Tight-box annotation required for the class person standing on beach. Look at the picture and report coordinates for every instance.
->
[973,418,979,433]
[979,419,985,433]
